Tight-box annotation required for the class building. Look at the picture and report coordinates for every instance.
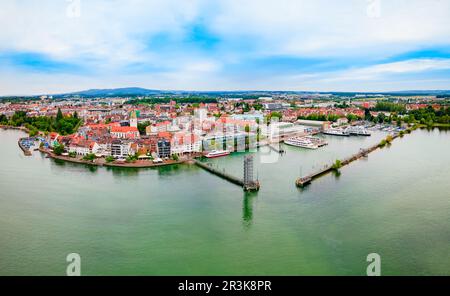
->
[336,117,349,126]
[111,140,131,158]
[194,108,208,122]
[171,132,202,155]
[110,126,140,139]
[296,119,331,131]
[157,139,171,158]
[129,111,138,128]
[68,139,100,156]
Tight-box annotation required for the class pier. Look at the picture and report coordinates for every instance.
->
[18,137,32,156]
[296,133,401,187]
[269,143,285,154]
[193,157,260,191]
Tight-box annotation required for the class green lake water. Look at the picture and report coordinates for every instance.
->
[0,128,449,275]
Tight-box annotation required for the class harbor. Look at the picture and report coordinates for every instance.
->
[296,129,404,187]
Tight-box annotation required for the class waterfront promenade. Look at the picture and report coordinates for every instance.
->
[38,147,184,168]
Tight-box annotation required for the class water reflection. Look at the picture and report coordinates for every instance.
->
[243,191,258,227]
[107,166,140,177]
[156,164,182,177]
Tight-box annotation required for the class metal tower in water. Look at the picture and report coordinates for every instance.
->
[243,155,260,191]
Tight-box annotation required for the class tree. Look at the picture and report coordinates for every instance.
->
[364,108,372,121]
[137,121,151,135]
[56,108,63,122]
[106,156,115,163]
[332,159,342,170]
[73,111,78,119]
[377,113,386,124]
[83,153,96,162]
[53,144,65,155]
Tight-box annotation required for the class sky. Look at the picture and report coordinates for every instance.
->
[1,0,450,95]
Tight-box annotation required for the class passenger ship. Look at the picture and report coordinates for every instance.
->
[323,128,350,137]
[284,137,318,149]
[345,126,371,136]
[204,150,231,158]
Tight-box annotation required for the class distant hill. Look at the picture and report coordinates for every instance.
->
[61,87,165,97]
[2,87,450,99]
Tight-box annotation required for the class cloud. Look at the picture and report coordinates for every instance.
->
[0,0,450,94]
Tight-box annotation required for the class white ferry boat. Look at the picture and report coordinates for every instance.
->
[205,150,231,158]
[305,136,328,147]
[323,128,350,137]
[345,126,371,136]
[284,137,318,149]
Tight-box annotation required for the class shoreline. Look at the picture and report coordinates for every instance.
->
[38,147,185,168]
[0,125,29,133]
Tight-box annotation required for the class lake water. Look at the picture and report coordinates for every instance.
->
[0,128,449,275]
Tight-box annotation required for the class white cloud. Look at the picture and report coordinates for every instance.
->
[321,59,450,82]
[1,0,450,94]
[211,0,450,58]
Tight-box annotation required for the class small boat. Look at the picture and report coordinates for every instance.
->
[205,150,231,158]
[284,137,318,149]
[323,128,350,136]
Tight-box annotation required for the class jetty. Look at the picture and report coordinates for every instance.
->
[18,137,33,156]
[269,143,285,154]
[296,133,401,188]
[193,157,260,191]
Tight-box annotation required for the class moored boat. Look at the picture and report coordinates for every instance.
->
[345,126,371,136]
[204,150,231,158]
[322,128,350,136]
[284,137,318,149]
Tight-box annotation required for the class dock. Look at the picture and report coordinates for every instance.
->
[296,133,401,187]
[18,137,32,156]
[193,158,260,191]
[269,143,285,154]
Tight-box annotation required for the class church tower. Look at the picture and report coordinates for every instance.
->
[130,111,138,128]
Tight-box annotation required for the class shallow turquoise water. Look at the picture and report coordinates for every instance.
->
[0,128,449,275]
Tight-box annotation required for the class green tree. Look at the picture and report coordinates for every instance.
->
[56,108,63,121]
[53,144,65,155]
[83,153,96,162]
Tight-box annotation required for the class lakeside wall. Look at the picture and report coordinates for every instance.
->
[38,147,183,168]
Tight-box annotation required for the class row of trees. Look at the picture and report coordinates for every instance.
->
[0,109,82,136]
[297,113,361,122]
[374,102,407,113]
[365,105,450,126]
[127,97,218,105]
[407,106,450,125]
